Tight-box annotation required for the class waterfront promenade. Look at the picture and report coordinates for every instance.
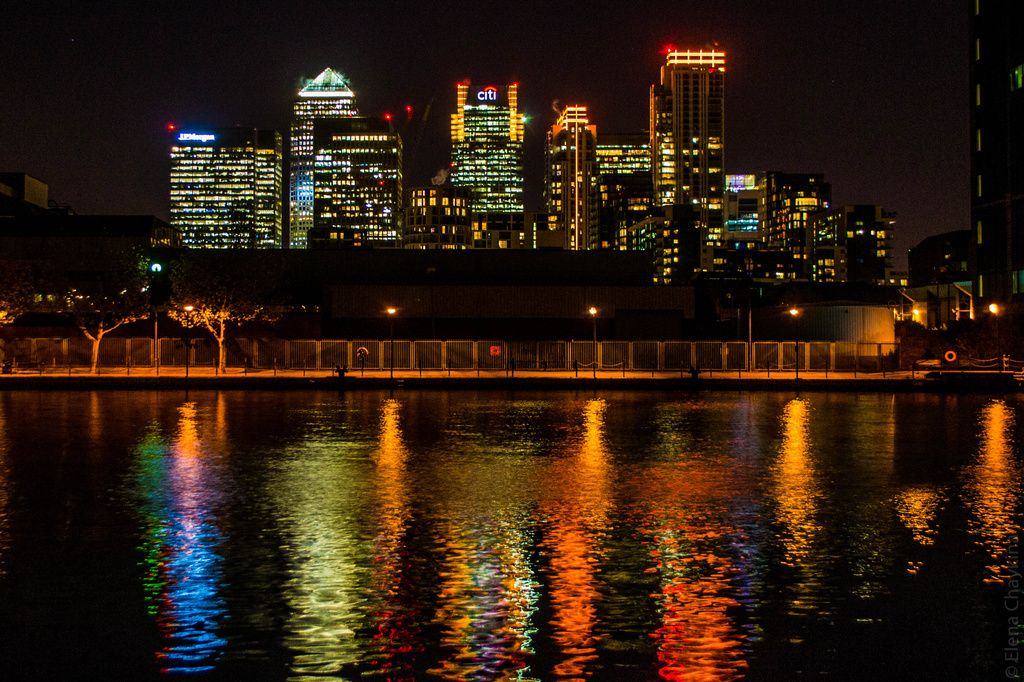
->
[1,366,1019,392]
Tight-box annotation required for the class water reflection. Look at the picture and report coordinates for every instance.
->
[431,518,539,679]
[0,390,1018,680]
[542,398,610,678]
[637,403,749,681]
[135,401,227,674]
[0,399,8,578]
[367,399,418,675]
[429,402,549,679]
[273,410,369,676]
[964,399,1022,583]
[894,486,943,574]
[770,398,821,573]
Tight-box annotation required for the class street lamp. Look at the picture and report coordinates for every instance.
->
[386,307,397,381]
[588,306,598,379]
[789,307,802,381]
[182,305,195,379]
[989,303,1002,371]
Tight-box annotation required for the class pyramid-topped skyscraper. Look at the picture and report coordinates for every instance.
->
[289,68,359,248]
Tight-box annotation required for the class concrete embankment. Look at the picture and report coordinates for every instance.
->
[0,371,1019,393]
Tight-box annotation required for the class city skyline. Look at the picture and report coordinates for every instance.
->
[1,1,968,266]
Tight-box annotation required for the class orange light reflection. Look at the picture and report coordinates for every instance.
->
[965,399,1022,583]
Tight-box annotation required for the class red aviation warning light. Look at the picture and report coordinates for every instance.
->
[383,112,393,121]
[166,123,177,132]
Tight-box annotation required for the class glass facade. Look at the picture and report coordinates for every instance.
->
[650,50,726,260]
[545,105,598,250]
[596,134,651,176]
[169,128,282,249]
[450,81,525,213]
[762,172,831,279]
[289,68,359,248]
[725,173,760,237]
[810,205,895,285]
[970,3,1023,301]
[403,186,471,249]
[309,117,402,249]
[596,133,653,251]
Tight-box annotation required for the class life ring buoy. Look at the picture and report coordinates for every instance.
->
[489,345,502,357]
[356,346,369,359]
[943,350,957,363]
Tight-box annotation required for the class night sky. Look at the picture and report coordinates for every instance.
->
[1,0,967,267]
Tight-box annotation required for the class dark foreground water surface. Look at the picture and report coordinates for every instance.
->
[0,390,1020,680]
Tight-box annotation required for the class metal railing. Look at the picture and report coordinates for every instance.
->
[1,338,901,373]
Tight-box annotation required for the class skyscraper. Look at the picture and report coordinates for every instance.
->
[650,49,726,266]
[308,116,402,249]
[450,81,525,213]
[289,68,359,248]
[403,185,471,249]
[596,133,654,250]
[970,1,1023,301]
[545,105,598,250]
[809,205,895,285]
[762,171,831,279]
[169,128,282,248]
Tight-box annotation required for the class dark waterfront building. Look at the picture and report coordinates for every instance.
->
[526,211,566,249]
[470,212,527,249]
[308,117,402,249]
[651,49,726,268]
[0,173,50,216]
[450,81,525,213]
[970,1,1023,302]
[810,205,895,285]
[403,185,471,249]
[169,128,283,249]
[289,68,360,248]
[545,105,598,250]
[908,229,972,286]
[622,205,701,284]
[762,172,831,279]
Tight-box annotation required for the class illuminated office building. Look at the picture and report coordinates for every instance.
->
[596,133,654,250]
[762,171,831,279]
[970,2,1023,301]
[545,105,598,250]
[169,128,282,248]
[289,68,359,248]
[403,185,471,249]
[650,49,726,266]
[725,173,761,238]
[450,81,525,213]
[596,133,651,176]
[810,205,895,285]
[471,212,527,249]
[308,117,402,249]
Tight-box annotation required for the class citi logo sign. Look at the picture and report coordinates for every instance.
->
[476,87,498,101]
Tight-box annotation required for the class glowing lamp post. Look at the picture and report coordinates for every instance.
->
[989,303,1002,371]
[386,307,397,381]
[588,306,598,379]
[789,307,802,381]
[182,305,195,379]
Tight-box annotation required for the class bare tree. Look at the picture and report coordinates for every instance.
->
[168,253,281,373]
[64,253,150,373]
[0,260,33,328]
[0,260,34,368]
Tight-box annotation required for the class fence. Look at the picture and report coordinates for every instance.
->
[2,338,902,373]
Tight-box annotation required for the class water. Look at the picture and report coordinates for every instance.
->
[0,390,1020,680]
